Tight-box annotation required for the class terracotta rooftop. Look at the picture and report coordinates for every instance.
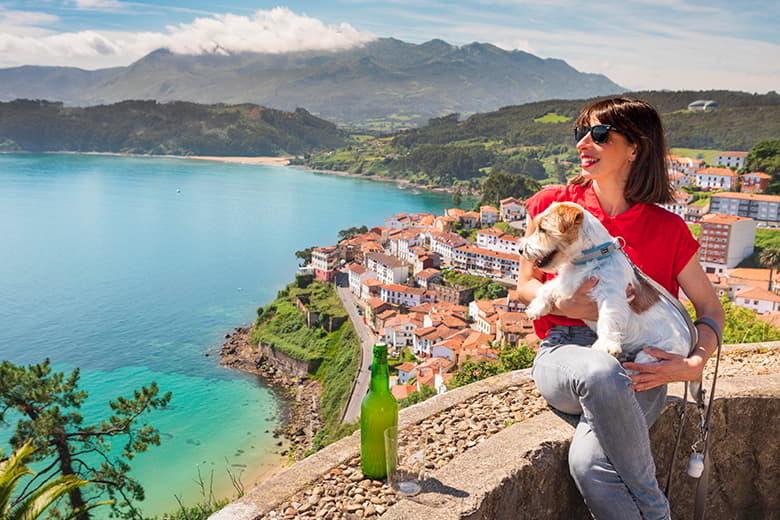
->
[697,167,738,177]
[735,286,780,303]
[702,213,753,225]
[366,251,407,268]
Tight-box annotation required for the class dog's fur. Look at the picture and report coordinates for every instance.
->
[521,202,691,365]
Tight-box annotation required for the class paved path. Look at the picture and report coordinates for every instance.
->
[336,279,377,423]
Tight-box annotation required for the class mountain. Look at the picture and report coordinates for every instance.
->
[0,99,347,156]
[0,38,624,128]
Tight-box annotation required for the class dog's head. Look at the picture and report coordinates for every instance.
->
[520,202,586,273]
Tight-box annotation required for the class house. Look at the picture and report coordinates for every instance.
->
[388,227,424,263]
[395,362,417,384]
[384,213,414,230]
[741,172,771,194]
[429,282,475,305]
[430,232,467,266]
[684,200,709,223]
[461,211,481,229]
[452,244,522,280]
[668,155,703,177]
[360,278,383,301]
[492,290,526,313]
[725,268,780,293]
[500,197,525,222]
[469,299,500,335]
[380,283,431,308]
[698,214,755,274]
[347,263,376,297]
[312,246,340,282]
[687,100,718,111]
[659,191,694,219]
[735,287,780,314]
[716,151,748,170]
[415,268,442,289]
[413,325,460,357]
[391,383,417,400]
[412,249,440,274]
[496,312,534,345]
[434,215,458,232]
[694,167,739,191]
[480,206,499,226]
[365,297,393,330]
[476,227,522,255]
[382,315,422,350]
[709,192,780,225]
[365,252,409,284]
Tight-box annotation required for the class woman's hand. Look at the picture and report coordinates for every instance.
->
[554,277,599,321]
[622,348,706,392]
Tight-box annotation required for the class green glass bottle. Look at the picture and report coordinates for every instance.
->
[360,343,399,479]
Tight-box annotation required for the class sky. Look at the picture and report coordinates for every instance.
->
[0,1,778,92]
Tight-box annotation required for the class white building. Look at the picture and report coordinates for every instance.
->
[659,191,694,219]
[430,232,467,266]
[384,213,414,230]
[500,197,525,222]
[735,287,780,314]
[312,246,340,282]
[382,316,420,349]
[698,214,756,274]
[380,284,430,308]
[694,167,739,190]
[480,206,499,226]
[709,192,780,224]
[452,245,522,280]
[366,252,409,284]
[347,263,376,297]
[476,228,522,255]
[716,152,748,170]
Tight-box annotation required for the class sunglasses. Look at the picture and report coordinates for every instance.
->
[574,124,618,145]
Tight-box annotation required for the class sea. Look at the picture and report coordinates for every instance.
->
[0,153,452,516]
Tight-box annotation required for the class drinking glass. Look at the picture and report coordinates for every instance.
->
[384,426,425,496]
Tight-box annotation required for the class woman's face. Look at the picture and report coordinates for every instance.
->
[576,116,637,183]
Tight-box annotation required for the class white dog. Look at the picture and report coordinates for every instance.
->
[520,201,692,366]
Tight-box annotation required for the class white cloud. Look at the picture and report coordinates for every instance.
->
[73,0,123,9]
[0,7,375,69]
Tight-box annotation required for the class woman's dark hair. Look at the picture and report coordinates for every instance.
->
[571,97,674,204]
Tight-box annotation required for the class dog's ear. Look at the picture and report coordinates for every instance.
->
[554,204,584,234]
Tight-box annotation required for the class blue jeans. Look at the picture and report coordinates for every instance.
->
[531,326,670,520]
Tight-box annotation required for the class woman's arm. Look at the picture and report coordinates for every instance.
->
[623,255,725,391]
[517,215,599,319]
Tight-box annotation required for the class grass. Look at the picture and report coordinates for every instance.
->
[670,147,721,165]
[738,228,780,267]
[533,112,572,124]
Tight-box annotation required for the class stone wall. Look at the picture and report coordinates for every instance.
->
[258,342,322,377]
[211,344,779,520]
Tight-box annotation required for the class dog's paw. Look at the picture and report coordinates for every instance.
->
[592,338,623,357]
[526,299,550,320]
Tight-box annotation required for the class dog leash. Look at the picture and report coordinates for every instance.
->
[608,237,723,520]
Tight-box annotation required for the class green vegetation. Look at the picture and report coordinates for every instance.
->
[398,385,437,409]
[480,171,541,206]
[534,112,572,124]
[0,99,346,156]
[670,147,720,164]
[338,225,369,240]
[252,281,360,447]
[687,296,780,344]
[746,140,780,193]
[738,228,780,268]
[0,441,110,520]
[0,359,171,519]
[449,343,536,388]
[441,269,508,299]
[687,224,700,238]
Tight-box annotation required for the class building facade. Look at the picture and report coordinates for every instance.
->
[709,192,780,224]
[698,214,756,274]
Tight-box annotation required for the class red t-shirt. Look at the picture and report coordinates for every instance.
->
[524,183,699,339]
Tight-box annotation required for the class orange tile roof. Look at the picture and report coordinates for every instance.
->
[480,206,498,213]
[391,384,416,400]
[396,362,417,373]
[697,167,738,177]
[736,286,780,303]
[727,268,780,282]
[367,297,388,309]
[446,208,466,217]
[719,151,748,157]
[363,278,383,287]
[500,197,523,205]
[701,213,753,225]
[744,171,771,179]
[712,192,780,203]
[457,244,521,262]
[347,263,367,274]
[382,283,426,296]
[416,268,442,280]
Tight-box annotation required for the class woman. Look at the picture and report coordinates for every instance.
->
[516,97,724,520]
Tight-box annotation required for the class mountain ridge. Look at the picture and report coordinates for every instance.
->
[0,38,624,128]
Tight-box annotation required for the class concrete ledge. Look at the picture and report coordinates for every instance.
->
[211,344,779,520]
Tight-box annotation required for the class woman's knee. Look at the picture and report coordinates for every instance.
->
[575,352,630,396]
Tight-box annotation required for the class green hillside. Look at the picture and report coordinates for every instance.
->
[0,99,347,156]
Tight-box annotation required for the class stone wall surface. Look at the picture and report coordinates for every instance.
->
[211,344,779,520]
[258,342,321,376]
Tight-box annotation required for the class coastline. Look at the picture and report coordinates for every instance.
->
[288,164,463,195]
[219,326,321,461]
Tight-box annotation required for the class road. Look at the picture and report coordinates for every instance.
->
[336,275,377,423]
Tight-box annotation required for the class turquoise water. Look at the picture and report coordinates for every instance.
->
[0,153,452,516]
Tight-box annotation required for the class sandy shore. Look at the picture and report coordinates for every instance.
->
[289,164,462,195]
[186,155,291,166]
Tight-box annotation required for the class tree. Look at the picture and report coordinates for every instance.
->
[337,225,368,241]
[480,172,540,207]
[759,248,780,291]
[497,343,535,371]
[1,440,110,520]
[746,140,780,193]
[295,247,314,266]
[0,359,171,519]
[452,188,463,207]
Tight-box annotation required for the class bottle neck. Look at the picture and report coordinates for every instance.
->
[370,361,390,394]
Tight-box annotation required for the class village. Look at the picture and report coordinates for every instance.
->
[302,150,780,402]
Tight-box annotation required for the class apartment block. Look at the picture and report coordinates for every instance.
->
[699,213,756,274]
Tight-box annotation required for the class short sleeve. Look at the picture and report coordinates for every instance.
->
[524,185,566,218]
[673,217,700,277]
